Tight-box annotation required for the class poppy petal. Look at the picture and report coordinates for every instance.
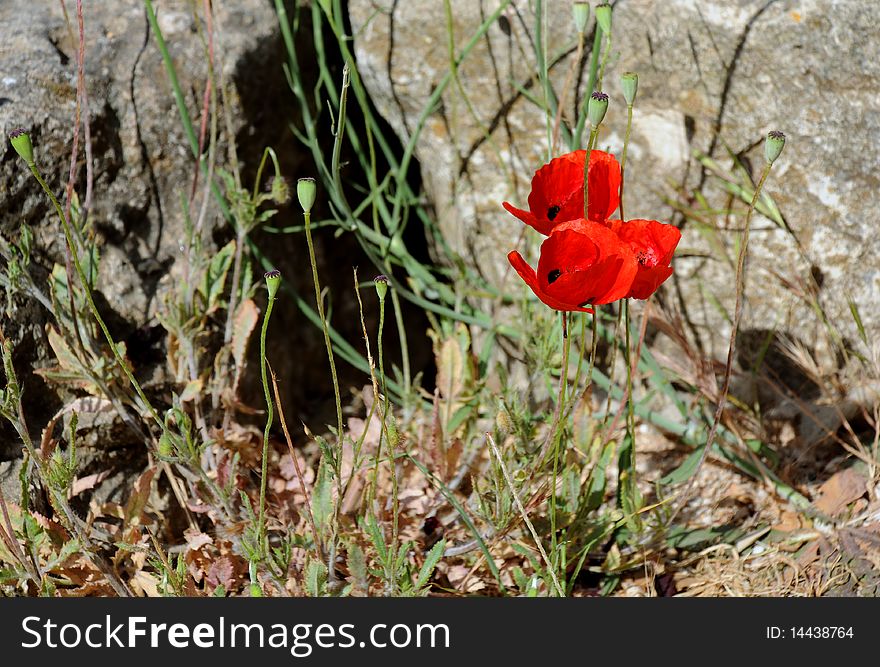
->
[503,201,547,235]
[613,219,681,299]
[628,265,674,300]
[506,150,623,235]
[586,150,622,223]
[507,250,594,312]
[536,220,637,306]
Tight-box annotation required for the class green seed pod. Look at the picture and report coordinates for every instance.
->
[588,91,609,128]
[8,127,34,165]
[296,177,317,214]
[374,274,389,301]
[621,71,639,107]
[572,2,590,34]
[595,3,612,34]
[764,130,786,164]
[264,269,281,299]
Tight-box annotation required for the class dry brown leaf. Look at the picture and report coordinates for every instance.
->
[131,570,161,597]
[206,556,236,590]
[184,527,214,552]
[124,467,156,524]
[814,467,868,517]
[69,470,111,498]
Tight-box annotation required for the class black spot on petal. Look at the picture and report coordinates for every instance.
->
[547,269,562,284]
[547,205,561,221]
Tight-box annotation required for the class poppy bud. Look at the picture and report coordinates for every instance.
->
[572,2,590,34]
[386,410,400,449]
[269,176,291,205]
[588,91,609,128]
[621,72,639,107]
[8,127,34,165]
[157,432,174,458]
[374,274,389,301]
[296,177,317,214]
[264,269,281,299]
[764,130,785,165]
[595,3,612,34]
[495,408,512,435]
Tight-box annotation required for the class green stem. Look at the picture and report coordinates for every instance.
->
[619,104,634,222]
[27,162,161,430]
[672,161,774,516]
[583,127,598,218]
[303,210,344,479]
[257,289,276,557]
[549,313,570,559]
[377,293,398,595]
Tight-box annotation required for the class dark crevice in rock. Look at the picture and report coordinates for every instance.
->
[231,3,435,426]
[47,32,70,66]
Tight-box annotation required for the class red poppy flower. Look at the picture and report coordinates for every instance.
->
[507,219,637,312]
[607,219,681,299]
[503,150,621,235]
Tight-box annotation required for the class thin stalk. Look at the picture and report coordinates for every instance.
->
[257,280,277,557]
[377,291,399,595]
[547,314,570,562]
[0,334,131,596]
[269,367,324,564]
[671,161,775,519]
[303,210,345,487]
[541,314,571,464]
[582,127,598,218]
[61,0,87,360]
[619,103,634,222]
[486,433,564,597]
[0,485,42,588]
[26,162,162,430]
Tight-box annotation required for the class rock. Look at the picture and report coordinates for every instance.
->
[348,0,880,361]
[0,0,279,456]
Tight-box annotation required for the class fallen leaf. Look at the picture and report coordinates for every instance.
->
[207,556,236,590]
[814,467,868,517]
[69,470,112,498]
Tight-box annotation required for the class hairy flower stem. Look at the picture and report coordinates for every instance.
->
[582,127,599,218]
[377,291,399,595]
[303,209,345,568]
[257,287,277,557]
[617,299,640,517]
[487,432,564,597]
[672,161,775,518]
[0,333,131,596]
[624,300,636,436]
[0,484,42,588]
[619,103,634,222]
[547,313,570,558]
[25,162,162,431]
[303,211,344,450]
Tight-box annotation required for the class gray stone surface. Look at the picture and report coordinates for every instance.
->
[0,0,278,456]
[348,0,880,360]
